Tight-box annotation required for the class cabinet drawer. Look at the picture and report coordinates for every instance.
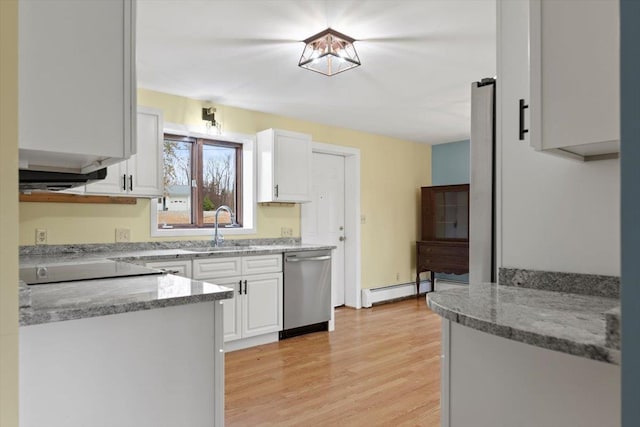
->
[193,257,242,280]
[419,244,469,258]
[145,260,192,278]
[242,254,282,275]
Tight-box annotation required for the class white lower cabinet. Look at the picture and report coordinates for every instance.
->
[193,255,283,346]
[242,273,283,338]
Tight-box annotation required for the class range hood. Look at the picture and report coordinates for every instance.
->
[19,168,108,192]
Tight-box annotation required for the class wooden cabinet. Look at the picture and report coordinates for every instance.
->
[85,107,163,197]
[18,0,136,173]
[193,254,283,344]
[417,185,469,293]
[521,0,619,160]
[256,128,312,203]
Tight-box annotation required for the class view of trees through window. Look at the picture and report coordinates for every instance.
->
[157,135,241,228]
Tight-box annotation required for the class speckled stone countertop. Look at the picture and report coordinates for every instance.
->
[20,241,334,267]
[19,240,333,327]
[427,283,620,364]
[20,274,234,326]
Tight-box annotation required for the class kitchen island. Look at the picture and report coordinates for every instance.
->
[427,270,620,427]
[19,272,233,427]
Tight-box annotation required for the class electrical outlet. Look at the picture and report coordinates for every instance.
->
[396,272,400,281]
[281,227,293,237]
[35,228,47,245]
[115,228,131,243]
[360,214,367,224]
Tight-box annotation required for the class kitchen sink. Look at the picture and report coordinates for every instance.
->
[184,246,258,253]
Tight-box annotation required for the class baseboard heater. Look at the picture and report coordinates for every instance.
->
[361,280,432,308]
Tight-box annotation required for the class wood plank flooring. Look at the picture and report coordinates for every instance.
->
[225,298,442,426]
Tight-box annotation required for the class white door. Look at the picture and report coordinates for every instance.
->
[301,152,346,307]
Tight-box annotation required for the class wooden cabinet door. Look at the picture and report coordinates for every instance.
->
[242,273,283,338]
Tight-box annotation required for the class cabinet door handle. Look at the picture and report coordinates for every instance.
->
[274,184,279,198]
[519,99,529,141]
[243,280,248,295]
[122,174,127,191]
[129,175,133,192]
[238,280,242,295]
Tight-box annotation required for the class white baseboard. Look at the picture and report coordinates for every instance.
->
[361,280,432,308]
[224,332,279,352]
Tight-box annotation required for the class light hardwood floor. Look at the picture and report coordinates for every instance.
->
[225,298,442,426]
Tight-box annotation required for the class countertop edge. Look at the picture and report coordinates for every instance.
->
[427,292,621,365]
[20,288,234,327]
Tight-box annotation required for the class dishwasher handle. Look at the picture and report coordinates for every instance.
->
[285,255,331,262]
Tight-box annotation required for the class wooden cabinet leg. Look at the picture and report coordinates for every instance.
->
[416,271,420,299]
[430,271,435,293]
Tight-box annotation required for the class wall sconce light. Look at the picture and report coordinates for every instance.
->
[298,28,361,76]
[202,107,217,127]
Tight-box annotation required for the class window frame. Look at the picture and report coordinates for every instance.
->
[151,125,256,237]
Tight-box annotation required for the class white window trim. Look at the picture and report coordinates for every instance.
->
[150,123,256,237]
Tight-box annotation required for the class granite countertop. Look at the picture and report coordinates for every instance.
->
[20,274,234,326]
[427,283,620,365]
[20,243,335,267]
[19,240,333,327]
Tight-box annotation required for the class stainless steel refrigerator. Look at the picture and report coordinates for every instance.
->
[469,78,497,283]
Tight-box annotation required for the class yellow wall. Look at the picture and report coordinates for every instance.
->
[19,89,432,289]
[0,0,20,425]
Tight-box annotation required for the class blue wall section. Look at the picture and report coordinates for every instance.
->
[431,140,470,283]
[431,140,470,186]
[620,1,640,425]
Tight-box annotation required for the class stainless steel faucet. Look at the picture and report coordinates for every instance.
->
[213,205,234,247]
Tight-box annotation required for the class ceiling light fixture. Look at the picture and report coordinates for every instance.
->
[298,28,361,76]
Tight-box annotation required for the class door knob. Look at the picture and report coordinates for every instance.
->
[339,236,346,242]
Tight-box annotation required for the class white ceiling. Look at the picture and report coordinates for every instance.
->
[137,0,496,144]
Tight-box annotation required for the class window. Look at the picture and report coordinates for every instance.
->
[157,134,242,229]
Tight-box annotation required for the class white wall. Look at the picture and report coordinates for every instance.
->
[500,144,619,276]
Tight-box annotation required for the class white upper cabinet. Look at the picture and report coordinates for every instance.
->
[18,0,136,173]
[256,129,312,203]
[86,107,163,197]
[528,0,619,161]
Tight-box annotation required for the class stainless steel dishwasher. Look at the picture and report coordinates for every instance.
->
[280,250,332,339]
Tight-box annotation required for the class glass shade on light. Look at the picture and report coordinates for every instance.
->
[298,28,361,76]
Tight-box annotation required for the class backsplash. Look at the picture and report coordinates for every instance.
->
[498,267,619,299]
